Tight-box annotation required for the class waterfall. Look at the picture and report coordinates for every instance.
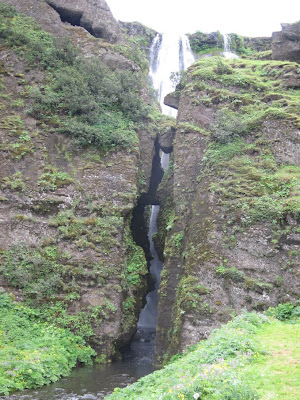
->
[137,206,163,329]
[138,33,194,329]
[222,33,239,59]
[149,32,195,116]
[131,31,194,366]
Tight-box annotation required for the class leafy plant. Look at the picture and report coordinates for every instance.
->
[1,171,26,191]
[0,243,67,301]
[0,291,95,395]
[37,166,73,191]
[266,302,299,321]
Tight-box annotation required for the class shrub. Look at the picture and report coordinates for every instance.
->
[266,303,299,321]
[0,5,149,152]
[210,109,249,143]
[0,243,67,301]
[0,291,95,395]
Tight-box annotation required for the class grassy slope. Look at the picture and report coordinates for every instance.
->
[246,323,300,399]
[107,313,299,399]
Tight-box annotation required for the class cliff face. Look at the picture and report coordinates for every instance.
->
[272,21,300,63]
[155,57,300,364]
[0,0,156,361]
[188,31,271,57]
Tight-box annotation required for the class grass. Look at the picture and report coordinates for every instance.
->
[106,310,299,399]
[245,323,300,399]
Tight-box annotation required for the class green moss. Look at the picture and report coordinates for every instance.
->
[216,264,245,281]
[215,263,274,294]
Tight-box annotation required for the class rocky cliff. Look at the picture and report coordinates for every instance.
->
[1,0,299,370]
[188,31,271,57]
[0,0,160,362]
[154,56,300,364]
[272,21,300,62]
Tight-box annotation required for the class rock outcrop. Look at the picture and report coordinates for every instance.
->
[0,0,156,361]
[154,56,300,365]
[119,21,157,51]
[188,31,271,57]
[46,0,122,42]
[272,21,300,62]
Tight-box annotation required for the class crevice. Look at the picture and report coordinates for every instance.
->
[47,2,102,38]
[130,137,164,261]
[48,3,83,26]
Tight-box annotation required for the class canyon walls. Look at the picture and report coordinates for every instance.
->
[0,0,159,362]
[154,55,300,364]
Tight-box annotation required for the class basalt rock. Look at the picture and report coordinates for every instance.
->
[243,36,271,52]
[46,0,122,42]
[272,21,300,62]
[164,92,180,110]
[0,0,154,362]
[119,21,157,50]
[154,56,300,365]
[0,0,136,70]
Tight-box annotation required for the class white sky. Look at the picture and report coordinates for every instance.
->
[106,0,300,37]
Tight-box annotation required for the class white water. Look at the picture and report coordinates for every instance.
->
[222,33,239,59]
[137,33,194,328]
[138,205,163,329]
[149,33,195,116]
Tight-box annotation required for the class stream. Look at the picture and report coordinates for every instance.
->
[3,333,155,399]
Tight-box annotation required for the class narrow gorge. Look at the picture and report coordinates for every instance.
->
[0,0,299,398]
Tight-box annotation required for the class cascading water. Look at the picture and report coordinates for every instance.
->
[137,32,194,326]
[131,32,195,367]
[222,33,239,59]
[137,206,163,329]
[149,33,195,116]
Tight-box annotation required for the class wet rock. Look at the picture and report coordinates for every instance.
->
[158,126,175,154]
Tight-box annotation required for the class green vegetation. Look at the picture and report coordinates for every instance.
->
[188,31,222,55]
[125,237,148,287]
[0,291,95,396]
[107,309,299,399]
[37,165,74,191]
[0,3,150,152]
[0,243,69,301]
[187,57,300,226]
[244,320,300,399]
[188,32,270,58]
[0,234,120,343]
[1,171,26,191]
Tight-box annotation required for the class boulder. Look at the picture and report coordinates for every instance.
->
[272,21,300,62]
[164,92,180,110]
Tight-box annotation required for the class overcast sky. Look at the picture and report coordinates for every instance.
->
[106,0,300,37]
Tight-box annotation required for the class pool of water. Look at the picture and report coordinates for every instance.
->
[3,329,155,400]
